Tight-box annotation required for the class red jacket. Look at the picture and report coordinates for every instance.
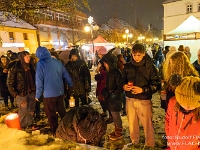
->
[95,66,106,101]
[165,96,200,150]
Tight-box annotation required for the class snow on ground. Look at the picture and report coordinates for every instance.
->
[0,68,167,150]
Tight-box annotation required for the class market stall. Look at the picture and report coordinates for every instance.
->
[164,15,200,62]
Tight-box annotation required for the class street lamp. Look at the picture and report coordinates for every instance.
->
[138,34,145,42]
[123,29,132,44]
[84,16,99,66]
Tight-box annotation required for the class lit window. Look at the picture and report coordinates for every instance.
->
[187,4,192,13]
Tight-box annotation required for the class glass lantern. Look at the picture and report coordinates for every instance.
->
[69,96,75,107]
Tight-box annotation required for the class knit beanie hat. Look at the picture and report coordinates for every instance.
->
[100,48,118,69]
[97,46,107,55]
[112,47,121,56]
[174,76,200,109]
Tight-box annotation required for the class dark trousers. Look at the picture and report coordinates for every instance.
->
[74,94,87,107]
[122,91,126,112]
[43,95,66,134]
[99,100,107,112]
[35,95,44,119]
[35,101,40,118]
[16,93,36,128]
[111,111,122,128]
[3,95,14,106]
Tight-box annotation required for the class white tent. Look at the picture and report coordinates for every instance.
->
[81,35,115,53]
[164,15,200,63]
[167,15,200,35]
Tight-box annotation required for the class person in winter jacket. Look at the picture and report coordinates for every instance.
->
[146,45,153,58]
[166,46,177,60]
[95,46,108,117]
[153,46,164,68]
[113,47,127,116]
[163,46,170,59]
[35,46,73,135]
[184,46,191,60]
[122,43,161,147]
[65,48,91,107]
[162,52,199,111]
[0,55,15,110]
[100,49,124,141]
[7,51,36,128]
[193,49,200,75]
[165,75,200,150]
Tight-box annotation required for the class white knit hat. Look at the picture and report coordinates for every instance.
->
[112,47,121,56]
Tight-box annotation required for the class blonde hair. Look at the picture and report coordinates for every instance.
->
[163,51,199,81]
[174,102,200,121]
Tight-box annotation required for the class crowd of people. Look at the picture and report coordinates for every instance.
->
[1,43,200,149]
[94,43,200,149]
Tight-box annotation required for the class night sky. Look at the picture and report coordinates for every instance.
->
[82,0,166,30]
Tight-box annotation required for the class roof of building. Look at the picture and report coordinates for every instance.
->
[109,18,133,28]
[163,0,182,4]
[0,12,36,30]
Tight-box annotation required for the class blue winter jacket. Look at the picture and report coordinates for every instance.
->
[35,46,73,99]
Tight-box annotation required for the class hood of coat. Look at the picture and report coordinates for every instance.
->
[100,49,118,70]
[36,46,51,60]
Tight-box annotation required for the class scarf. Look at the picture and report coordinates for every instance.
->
[131,56,146,67]
[25,69,35,94]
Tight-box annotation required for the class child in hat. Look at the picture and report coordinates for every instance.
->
[165,75,200,150]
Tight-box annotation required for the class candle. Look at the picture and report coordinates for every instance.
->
[5,113,21,130]
[128,81,133,86]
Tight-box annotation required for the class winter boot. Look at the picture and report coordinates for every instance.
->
[108,124,117,137]
[5,105,10,111]
[109,126,123,141]
[105,116,113,124]
[11,103,16,109]
[101,111,108,117]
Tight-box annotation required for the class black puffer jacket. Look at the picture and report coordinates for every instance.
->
[193,60,200,75]
[122,54,161,100]
[65,59,91,95]
[0,65,9,96]
[6,61,36,98]
[100,50,123,112]
[104,68,123,111]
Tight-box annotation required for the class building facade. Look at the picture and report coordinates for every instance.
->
[163,0,200,62]
[34,10,87,50]
[163,0,200,34]
[0,12,38,55]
